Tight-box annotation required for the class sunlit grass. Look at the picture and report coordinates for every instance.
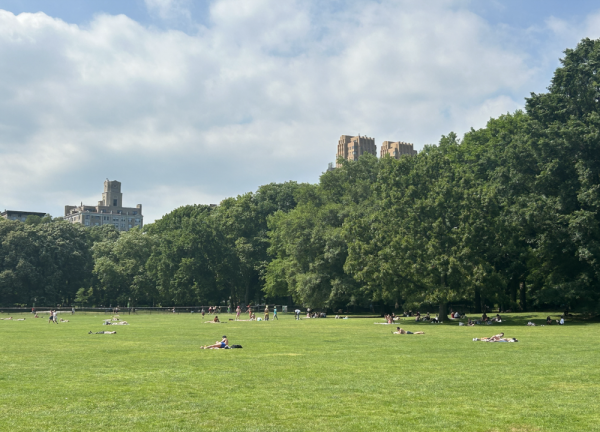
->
[0,311,598,431]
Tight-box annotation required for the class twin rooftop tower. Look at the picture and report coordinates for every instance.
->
[335,134,417,168]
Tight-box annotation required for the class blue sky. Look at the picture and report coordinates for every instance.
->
[1,0,599,29]
[1,0,599,222]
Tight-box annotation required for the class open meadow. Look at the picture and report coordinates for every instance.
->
[1,311,599,431]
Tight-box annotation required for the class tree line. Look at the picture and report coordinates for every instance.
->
[2,38,600,316]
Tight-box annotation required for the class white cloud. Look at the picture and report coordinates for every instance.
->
[0,1,591,221]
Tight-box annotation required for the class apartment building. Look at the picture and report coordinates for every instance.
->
[64,180,143,231]
[336,135,377,167]
[379,141,418,159]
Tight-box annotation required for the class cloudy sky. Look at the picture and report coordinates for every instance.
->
[1,0,600,222]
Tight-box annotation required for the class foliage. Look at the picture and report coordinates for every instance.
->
[3,39,600,313]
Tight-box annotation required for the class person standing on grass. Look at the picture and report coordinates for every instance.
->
[53,310,58,324]
[295,308,300,320]
[273,306,278,320]
[236,306,241,320]
[264,305,269,321]
[248,305,252,318]
[48,311,54,324]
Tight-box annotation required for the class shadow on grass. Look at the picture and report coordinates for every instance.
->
[397,313,599,327]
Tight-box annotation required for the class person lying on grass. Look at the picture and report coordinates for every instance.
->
[473,333,518,342]
[1,317,13,320]
[17,318,26,321]
[201,336,229,349]
[60,318,69,322]
[474,336,518,342]
[88,331,117,334]
[393,327,424,335]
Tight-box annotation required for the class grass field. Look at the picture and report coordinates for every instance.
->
[0,311,599,431]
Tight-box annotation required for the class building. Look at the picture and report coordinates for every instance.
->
[64,180,143,231]
[380,141,418,159]
[1,210,47,222]
[336,135,377,167]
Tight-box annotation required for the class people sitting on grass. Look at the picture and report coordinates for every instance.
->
[393,327,425,335]
[482,313,489,323]
[201,335,229,349]
[491,314,502,322]
[204,316,221,323]
[527,321,536,326]
[557,316,565,325]
[89,331,117,334]
[424,312,430,321]
[546,316,552,325]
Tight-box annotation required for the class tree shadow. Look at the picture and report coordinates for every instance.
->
[402,313,598,327]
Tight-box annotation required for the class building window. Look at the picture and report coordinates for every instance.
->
[113,199,117,206]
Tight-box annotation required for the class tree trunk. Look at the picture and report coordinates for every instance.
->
[510,279,517,304]
[439,273,448,320]
[519,282,527,311]
[438,302,448,321]
[474,287,482,313]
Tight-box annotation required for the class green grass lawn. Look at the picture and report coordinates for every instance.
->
[0,311,598,431]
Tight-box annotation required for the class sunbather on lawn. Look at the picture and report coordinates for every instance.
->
[473,332,518,342]
[393,327,424,334]
[201,336,229,349]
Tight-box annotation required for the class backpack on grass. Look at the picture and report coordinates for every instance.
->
[230,345,243,349]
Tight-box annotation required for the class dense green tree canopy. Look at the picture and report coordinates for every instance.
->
[2,39,600,314]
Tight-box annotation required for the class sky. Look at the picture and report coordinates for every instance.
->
[1,0,600,223]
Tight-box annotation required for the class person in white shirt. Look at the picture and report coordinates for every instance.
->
[295,309,301,320]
